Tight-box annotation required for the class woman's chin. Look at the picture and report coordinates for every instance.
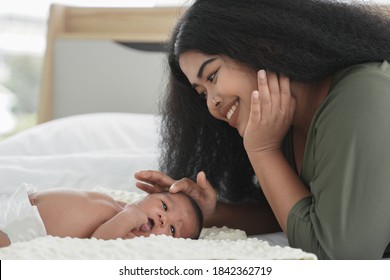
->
[237,127,245,137]
[236,124,245,137]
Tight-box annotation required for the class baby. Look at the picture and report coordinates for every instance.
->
[0,184,203,248]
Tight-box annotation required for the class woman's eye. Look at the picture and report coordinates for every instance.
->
[170,225,176,236]
[161,201,168,211]
[207,68,219,82]
[207,72,216,82]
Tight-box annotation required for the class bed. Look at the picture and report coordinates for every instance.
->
[0,113,316,260]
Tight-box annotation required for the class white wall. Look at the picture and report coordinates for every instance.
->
[53,40,166,117]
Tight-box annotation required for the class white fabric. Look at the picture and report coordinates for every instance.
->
[0,113,160,156]
[0,188,317,260]
[0,184,46,243]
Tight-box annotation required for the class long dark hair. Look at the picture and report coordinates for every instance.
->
[159,0,390,202]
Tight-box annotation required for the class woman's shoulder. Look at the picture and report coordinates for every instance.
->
[331,60,390,93]
[312,60,390,131]
[322,60,390,107]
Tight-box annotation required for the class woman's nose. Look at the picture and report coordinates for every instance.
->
[206,96,224,121]
[207,95,221,110]
[211,97,221,107]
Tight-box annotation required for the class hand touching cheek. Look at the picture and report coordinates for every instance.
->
[243,70,296,155]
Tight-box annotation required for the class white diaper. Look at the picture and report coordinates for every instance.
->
[0,184,47,243]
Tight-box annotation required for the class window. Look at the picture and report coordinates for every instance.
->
[0,0,191,139]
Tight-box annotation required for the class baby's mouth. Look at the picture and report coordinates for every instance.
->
[140,218,155,232]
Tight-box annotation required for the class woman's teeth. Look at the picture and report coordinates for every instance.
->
[227,101,239,120]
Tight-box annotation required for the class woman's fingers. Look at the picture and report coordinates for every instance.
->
[170,172,217,219]
[249,90,261,123]
[258,70,293,117]
[195,171,218,218]
[196,171,215,194]
[134,170,176,193]
[265,70,281,107]
[135,170,175,186]
[169,177,197,193]
[135,181,166,194]
[257,70,272,118]
[279,75,292,114]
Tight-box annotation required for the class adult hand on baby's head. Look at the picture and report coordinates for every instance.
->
[134,170,175,193]
[135,170,217,221]
[170,171,217,221]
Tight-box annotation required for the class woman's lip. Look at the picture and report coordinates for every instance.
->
[228,103,239,127]
[221,99,239,117]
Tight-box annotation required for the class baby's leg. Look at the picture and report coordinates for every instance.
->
[0,229,11,248]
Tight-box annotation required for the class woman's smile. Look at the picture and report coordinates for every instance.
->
[226,100,239,127]
[226,100,238,120]
[179,51,257,136]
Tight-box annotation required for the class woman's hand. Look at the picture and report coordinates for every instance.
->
[170,171,217,221]
[243,70,296,155]
[135,170,217,221]
[134,170,175,193]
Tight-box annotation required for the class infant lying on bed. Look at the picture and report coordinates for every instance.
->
[0,184,203,248]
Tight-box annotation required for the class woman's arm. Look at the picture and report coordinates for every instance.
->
[243,71,310,233]
[206,201,281,235]
[91,205,147,240]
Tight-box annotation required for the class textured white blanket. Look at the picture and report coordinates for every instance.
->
[0,188,317,260]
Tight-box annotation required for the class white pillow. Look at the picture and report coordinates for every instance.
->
[0,113,160,195]
[0,113,160,156]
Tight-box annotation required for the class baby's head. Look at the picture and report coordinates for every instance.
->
[132,191,203,239]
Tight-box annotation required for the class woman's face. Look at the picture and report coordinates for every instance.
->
[179,51,258,136]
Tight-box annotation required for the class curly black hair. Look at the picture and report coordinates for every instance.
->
[158,0,390,202]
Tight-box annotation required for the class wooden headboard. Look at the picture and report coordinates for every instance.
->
[38,4,183,123]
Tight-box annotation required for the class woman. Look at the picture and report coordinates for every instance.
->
[135,0,390,259]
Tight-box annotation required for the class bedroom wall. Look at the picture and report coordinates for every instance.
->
[53,39,166,118]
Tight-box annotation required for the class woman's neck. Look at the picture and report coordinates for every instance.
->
[289,76,333,174]
[290,76,333,137]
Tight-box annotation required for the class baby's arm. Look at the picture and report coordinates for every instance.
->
[91,204,147,240]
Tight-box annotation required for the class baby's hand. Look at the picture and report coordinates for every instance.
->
[124,204,148,230]
[243,70,295,155]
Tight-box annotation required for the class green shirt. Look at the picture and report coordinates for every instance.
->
[287,61,390,259]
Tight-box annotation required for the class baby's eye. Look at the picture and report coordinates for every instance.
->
[170,225,176,236]
[161,201,168,211]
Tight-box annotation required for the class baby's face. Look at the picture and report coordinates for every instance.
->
[131,192,198,239]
